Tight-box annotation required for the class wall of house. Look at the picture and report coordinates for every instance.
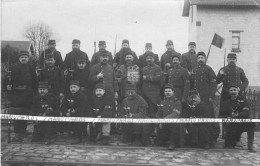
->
[192,6,260,86]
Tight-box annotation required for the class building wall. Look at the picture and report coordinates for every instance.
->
[191,6,260,86]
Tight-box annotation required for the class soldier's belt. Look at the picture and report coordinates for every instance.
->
[0,113,259,123]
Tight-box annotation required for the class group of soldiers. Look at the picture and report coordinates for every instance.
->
[4,38,255,152]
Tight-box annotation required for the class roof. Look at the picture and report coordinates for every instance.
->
[183,0,260,16]
[1,40,32,51]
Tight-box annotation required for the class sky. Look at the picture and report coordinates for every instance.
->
[1,0,188,59]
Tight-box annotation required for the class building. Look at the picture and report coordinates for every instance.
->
[182,0,260,86]
[1,40,35,56]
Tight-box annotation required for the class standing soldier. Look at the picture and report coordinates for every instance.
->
[194,51,217,116]
[139,43,160,69]
[115,52,140,101]
[113,39,139,68]
[89,50,119,100]
[119,84,148,145]
[6,51,38,142]
[141,52,162,146]
[31,81,59,145]
[91,84,114,145]
[181,42,197,88]
[39,40,66,70]
[216,53,249,117]
[37,52,65,98]
[181,42,197,74]
[160,40,181,72]
[69,54,91,97]
[90,41,113,66]
[155,84,182,150]
[167,55,190,102]
[220,85,255,152]
[60,80,90,144]
[64,39,90,76]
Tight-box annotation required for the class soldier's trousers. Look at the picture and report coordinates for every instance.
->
[32,122,56,141]
[121,123,143,143]
[185,123,210,147]
[155,124,184,147]
[7,107,29,134]
[225,123,255,147]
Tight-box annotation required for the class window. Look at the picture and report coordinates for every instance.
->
[191,6,193,23]
[230,30,243,53]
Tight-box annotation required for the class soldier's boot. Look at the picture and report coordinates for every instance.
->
[44,137,51,145]
[168,143,175,151]
[102,136,109,145]
[12,133,22,142]
[247,129,256,153]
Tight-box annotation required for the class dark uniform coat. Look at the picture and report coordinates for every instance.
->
[114,48,139,67]
[141,63,162,105]
[216,64,249,114]
[70,67,91,96]
[168,65,190,101]
[39,66,65,97]
[115,64,140,99]
[181,51,197,73]
[139,52,160,69]
[181,102,219,147]
[89,63,119,97]
[155,96,183,146]
[10,63,38,108]
[91,94,114,118]
[194,64,217,103]
[160,50,181,72]
[39,48,66,70]
[31,92,59,141]
[220,97,255,147]
[64,49,90,70]
[91,50,113,66]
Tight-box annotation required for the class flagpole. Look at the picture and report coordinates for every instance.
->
[205,43,212,64]
[224,48,226,67]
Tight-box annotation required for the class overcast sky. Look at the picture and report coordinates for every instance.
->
[1,0,188,58]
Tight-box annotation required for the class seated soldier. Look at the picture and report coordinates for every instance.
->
[220,85,256,152]
[60,80,90,144]
[31,81,59,145]
[181,89,219,149]
[119,84,148,146]
[155,83,182,150]
[91,83,114,145]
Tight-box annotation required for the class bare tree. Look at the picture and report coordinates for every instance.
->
[23,21,53,57]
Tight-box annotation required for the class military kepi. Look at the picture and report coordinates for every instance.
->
[19,51,29,57]
[122,39,129,44]
[164,83,174,90]
[48,40,56,45]
[166,40,173,46]
[38,81,49,89]
[99,41,106,46]
[197,51,206,58]
[188,42,196,46]
[188,89,199,96]
[69,80,80,86]
[126,84,137,90]
[227,53,236,59]
[145,43,152,47]
[72,39,80,44]
[95,83,105,90]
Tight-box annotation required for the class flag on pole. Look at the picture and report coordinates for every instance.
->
[211,33,224,48]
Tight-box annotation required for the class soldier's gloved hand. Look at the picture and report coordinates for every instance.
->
[46,107,53,115]
[128,113,132,118]
[165,63,171,67]
[97,72,104,79]
[142,75,147,80]
[70,109,75,114]
[66,112,70,117]
[232,112,238,118]
[7,85,12,91]
[64,69,68,76]
[59,93,64,99]
[219,69,225,75]
[115,92,118,99]
[35,68,41,76]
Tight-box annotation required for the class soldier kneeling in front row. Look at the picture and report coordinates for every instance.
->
[60,80,90,144]
[31,81,59,145]
[155,84,183,150]
[220,85,256,153]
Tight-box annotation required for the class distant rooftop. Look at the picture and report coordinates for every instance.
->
[1,40,32,51]
[183,0,260,16]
